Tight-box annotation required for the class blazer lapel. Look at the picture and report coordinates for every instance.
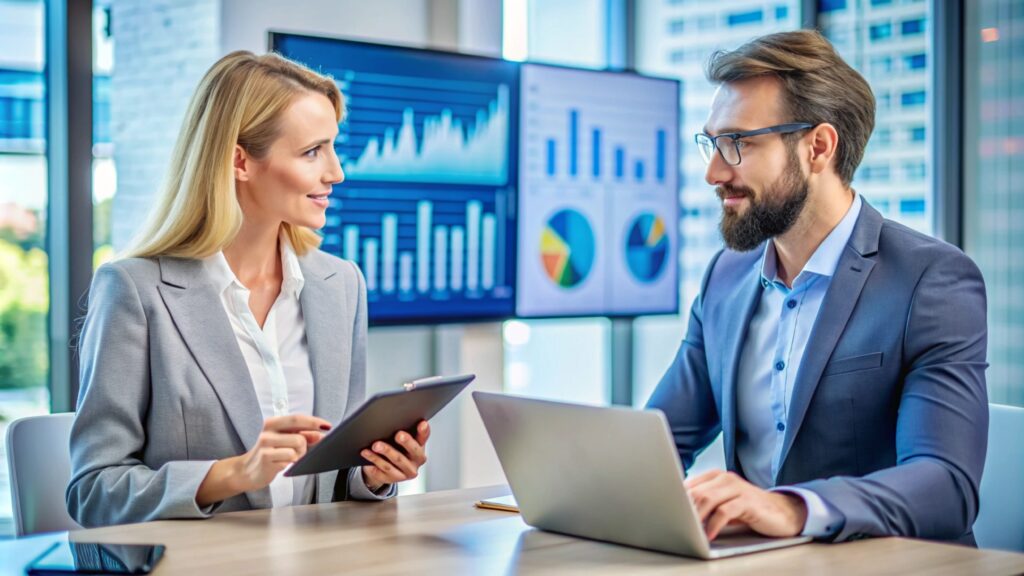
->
[298,257,347,426]
[777,203,883,473]
[720,260,764,472]
[299,256,352,505]
[156,257,264,453]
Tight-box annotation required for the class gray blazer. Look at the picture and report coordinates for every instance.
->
[67,249,369,527]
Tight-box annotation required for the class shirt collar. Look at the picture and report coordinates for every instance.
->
[202,232,305,299]
[759,193,863,287]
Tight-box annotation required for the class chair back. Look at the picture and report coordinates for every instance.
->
[5,412,81,536]
[975,403,1024,551]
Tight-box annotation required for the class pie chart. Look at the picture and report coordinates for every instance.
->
[540,209,595,289]
[625,213,669,283]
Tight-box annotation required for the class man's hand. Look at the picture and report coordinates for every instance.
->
[686,470,807,540]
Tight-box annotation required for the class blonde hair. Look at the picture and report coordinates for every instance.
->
[122,50,344,259]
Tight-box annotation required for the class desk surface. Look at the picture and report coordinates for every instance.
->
[3,485,1024,575]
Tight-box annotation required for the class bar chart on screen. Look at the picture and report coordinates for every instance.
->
[516,63,680,318]
[273,35,519,324]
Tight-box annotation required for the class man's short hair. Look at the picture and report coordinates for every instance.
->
[705,30,876,187]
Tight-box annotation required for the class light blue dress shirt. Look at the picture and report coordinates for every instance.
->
[734,194,862,537]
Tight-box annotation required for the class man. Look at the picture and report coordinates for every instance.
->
[647,30,987,545]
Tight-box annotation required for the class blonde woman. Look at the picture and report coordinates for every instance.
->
[67,51,429,527]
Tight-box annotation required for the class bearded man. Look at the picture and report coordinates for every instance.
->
[646,30,988,546]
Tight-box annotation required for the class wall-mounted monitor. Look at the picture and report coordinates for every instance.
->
[515,63,680,318]
[271,33,519,325]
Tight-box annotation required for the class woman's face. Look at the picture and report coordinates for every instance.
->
[235,91,344,230]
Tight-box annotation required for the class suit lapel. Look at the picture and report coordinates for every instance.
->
[720,261,764,472]
[156,257,264,453]
[299,257,346,425]
[776,203,883,473]
[298,255,350,505]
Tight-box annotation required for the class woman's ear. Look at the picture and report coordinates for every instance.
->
[233,145,251,182]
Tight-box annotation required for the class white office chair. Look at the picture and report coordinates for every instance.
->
[974,403,1024,552]
[5,412,81,537]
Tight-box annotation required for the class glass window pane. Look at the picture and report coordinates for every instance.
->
[963,0,1024,406]
[820,0,933,235]
[93,1,114,268]
[0,0,49,537]
[502,0,610,405]
[634,0,802,406]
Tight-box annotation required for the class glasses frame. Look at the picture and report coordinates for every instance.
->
[695,123,814,166]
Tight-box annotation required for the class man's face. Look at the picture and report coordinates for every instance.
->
[702,77,810,252]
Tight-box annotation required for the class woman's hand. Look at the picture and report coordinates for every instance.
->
[359,420,430,492]
[197,414,331,507]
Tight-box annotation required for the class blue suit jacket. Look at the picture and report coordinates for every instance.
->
[647,201,988,544]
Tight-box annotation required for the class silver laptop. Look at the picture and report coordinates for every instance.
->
[473,392,812,560]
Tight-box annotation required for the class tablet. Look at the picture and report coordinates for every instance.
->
[285,373,475,477]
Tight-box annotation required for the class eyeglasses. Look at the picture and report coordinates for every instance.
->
[694,123,814,166]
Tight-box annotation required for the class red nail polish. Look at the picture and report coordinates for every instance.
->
[320,424,331,430]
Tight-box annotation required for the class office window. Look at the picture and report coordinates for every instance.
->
[900,90,926,107]
[820,0,848,11]
[909,125,925,142]
[870,22,893,40]
[0,0,49,537]
[899,197,925,214]
[634,0,800,406]
[901,17,925,35]
[727,9,764,27]
[904,52,926,70]
[871,0,893,5]
[964,0,1024,406]
[669,19,685,34]
[821,0,932,234]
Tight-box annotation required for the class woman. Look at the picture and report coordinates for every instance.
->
[67,51,428,527]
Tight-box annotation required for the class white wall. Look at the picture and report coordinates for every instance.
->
[220,0,430,54]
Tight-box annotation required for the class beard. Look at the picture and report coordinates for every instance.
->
[718,147,809,252]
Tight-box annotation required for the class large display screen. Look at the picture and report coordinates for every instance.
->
[272,33,519,325]
[272,34,680,324]
[515,63,680,318]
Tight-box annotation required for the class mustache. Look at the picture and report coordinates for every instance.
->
[716,185,754,200]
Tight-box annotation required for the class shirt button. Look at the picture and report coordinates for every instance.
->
[775,361,785,371]
[777,422,786,432]
[274,399,287,412]
[787,300,797,309]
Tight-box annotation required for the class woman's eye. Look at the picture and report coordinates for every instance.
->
[304,146,320,158]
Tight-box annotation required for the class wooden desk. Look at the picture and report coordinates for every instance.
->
[3,485,1023,575]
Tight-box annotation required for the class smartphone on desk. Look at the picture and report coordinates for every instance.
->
[26,540,165,575]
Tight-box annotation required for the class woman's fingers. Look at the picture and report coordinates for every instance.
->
[394,431,426,466]
[360,448,407,483]
[370,441,418,477]
[264,414,332,433]
[414,421,430,447]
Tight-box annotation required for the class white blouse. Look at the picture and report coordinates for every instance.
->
[203,236,315,507]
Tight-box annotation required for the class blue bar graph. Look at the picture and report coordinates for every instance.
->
[635,160,645,182]
[615,147,624,179]
[592,128,601,178]
[569,109,579,177]
[546,139,556,176]
[656,129,666,182]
